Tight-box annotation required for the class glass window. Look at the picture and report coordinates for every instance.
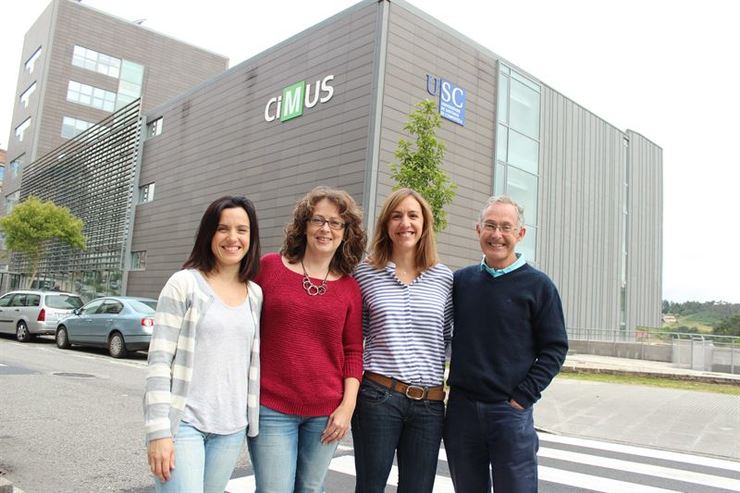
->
[25,294,41,307]
[497,74,509,124]
[99,301,124,314]
[506,166,538,224]
[20,82,37,108]
[138,182,155,203]
[8,155,24,180]
[496,123,508,162]
[0,294,12,307]
[511,69,541,92]
[147,118,163,138]
[15,118,31,142]
[116,60,144,110]
[128,299,157,312]
[510,78,540,139]
[5,191,20,213]
[61,116,94,139]
[508,130,539,174]
[81,299,104,315]
[494,162,506,196]
[131,251,146,270]
[11,294,28,307]
[67,81,117,112]
[25,47,42,74]
[119,60,144,84]
[72,45,121,78]
[45,295,83,309]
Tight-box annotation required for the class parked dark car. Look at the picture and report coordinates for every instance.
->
[0,290,84,342]
[55,296,157,358]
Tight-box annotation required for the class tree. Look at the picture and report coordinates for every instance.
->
[390,99,457,232]
[0,196,85,287]
[714,316,740,337]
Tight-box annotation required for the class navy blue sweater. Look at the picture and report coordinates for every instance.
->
[448,263,568,408]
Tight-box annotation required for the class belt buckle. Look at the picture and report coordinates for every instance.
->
[405,385,426,400]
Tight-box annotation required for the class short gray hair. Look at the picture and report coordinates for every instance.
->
[478,195,525,226]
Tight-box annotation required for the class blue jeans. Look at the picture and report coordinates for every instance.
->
[351,378,444,493]
[154,421,245,493]
[247,405,339,493]
[443,390,539,493]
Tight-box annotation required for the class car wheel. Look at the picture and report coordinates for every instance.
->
[16,321,33,342]
[108,332,128,358]
[56,326,71,349]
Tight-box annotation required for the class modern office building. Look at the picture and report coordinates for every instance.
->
[11,0,663,333]
[2,0,228,216]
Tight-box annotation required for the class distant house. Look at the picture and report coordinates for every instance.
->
[662,314,677,324]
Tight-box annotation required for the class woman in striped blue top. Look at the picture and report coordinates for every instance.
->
[351,188,453,493]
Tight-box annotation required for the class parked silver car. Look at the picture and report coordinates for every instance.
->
[0,290,84,342]
[55,296,157,358]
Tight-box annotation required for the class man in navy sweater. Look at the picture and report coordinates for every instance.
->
[444,196,568,493]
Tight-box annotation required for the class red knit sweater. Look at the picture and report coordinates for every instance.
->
[255,252,364,416]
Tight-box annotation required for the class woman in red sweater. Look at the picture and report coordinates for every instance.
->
[248,186,367,492]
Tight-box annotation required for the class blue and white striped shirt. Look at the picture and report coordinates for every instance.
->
[354,261,453,387]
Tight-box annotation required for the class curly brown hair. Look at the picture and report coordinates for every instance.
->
[281,186,367,276]
[367,188,438,271]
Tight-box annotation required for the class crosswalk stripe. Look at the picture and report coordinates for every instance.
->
[539,432,740,472]
[328,455,455,492]
[538,447,740,491]
[225,434,740,492]
[539,465,682,493]
[225,475,255,492]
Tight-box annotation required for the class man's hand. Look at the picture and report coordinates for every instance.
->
[509,399,524,410]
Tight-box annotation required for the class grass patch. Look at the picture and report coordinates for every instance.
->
[557,371,740,395]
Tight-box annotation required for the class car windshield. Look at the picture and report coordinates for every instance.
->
[127,299,157,313]
[46,295,84,309]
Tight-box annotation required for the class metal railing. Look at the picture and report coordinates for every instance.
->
[567,327,739,375]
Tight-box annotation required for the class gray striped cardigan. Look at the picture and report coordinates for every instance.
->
[143,269,262,442]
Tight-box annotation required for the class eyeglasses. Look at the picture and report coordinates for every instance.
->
[308,216,346,230]
[481,222,518,234]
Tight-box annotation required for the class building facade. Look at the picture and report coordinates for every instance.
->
[14,0,663,332]
[1,0,229,294]
[2,0,228,217]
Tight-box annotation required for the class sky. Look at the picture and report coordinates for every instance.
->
[1,0,739,303]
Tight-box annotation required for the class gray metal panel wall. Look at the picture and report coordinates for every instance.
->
[626,130,663,329]
[379,3,498,268]
[538,87,626,331]
[127,2,379,298]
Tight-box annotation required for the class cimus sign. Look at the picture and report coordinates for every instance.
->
[264,74,335,122]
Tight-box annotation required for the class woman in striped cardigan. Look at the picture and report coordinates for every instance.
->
[351,188,453,493]
[144,195,262,493]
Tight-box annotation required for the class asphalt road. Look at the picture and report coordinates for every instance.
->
[2,336,739,492]
[0,335,155,493]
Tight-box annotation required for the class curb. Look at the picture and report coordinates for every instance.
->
[561,365,740,386]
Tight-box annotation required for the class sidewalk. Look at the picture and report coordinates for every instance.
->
[562,352,740,385]
[535,353,740,460]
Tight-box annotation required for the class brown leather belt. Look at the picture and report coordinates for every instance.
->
[364,371,446,401]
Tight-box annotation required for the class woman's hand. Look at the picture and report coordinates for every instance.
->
[321,401,354,444]
[148,437,175,482]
